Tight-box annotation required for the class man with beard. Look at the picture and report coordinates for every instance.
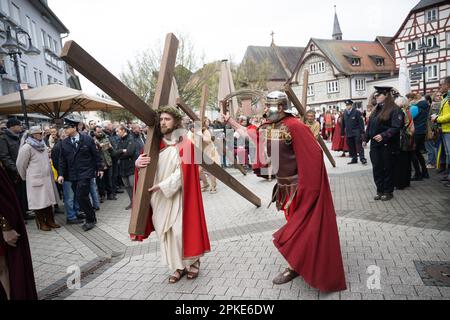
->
[223,92,346,292]
[134,106,210,284]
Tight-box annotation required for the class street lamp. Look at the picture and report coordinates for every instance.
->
[418,37,439,96]
[0,25,41,129]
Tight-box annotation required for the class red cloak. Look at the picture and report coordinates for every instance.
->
[0,166,38,300]
[272,116,347,293]
[130,138,211,260]
[331,119,349,152]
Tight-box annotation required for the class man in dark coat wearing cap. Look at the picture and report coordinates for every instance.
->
[58,115,103,232]
[0,119,33,220]
[342,100,367,165]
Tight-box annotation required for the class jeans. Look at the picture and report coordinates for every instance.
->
[63,181,80,221]
[121,175,134,202]
[443,133,450,180]
[90,178,100,209]
[424,140,436,166]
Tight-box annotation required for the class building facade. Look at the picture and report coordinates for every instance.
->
[290,12,397,112]
[0,0,71,96]
[391,0,450,94]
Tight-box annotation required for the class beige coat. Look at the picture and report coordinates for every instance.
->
[16,143,57,210]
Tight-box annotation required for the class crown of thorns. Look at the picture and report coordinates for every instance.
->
[157,106,184,121]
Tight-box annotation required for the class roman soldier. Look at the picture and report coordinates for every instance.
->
[225,91,347,292]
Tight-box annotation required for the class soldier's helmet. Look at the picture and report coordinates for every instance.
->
[265,91,296,115]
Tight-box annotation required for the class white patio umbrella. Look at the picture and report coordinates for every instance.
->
[398,59,411,97]
[0,84,123,121]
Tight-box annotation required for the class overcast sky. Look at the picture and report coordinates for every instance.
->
[48,0,419,94]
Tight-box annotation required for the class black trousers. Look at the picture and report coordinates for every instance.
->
[71,179,96,224]
[14,179,29,216]
[370,145,396,194]
[347,136,366,162]
[394,151,412,189]
[411,134,428,177]
[97,167,113,197]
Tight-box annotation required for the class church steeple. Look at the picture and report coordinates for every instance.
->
[332,5,343,40]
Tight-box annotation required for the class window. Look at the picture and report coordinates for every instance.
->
[407,41,417,54]
[0,0,10,16]
[426,8,437,22]
[41,29,47,48]
[53,40,58,53]
[20,63,28,83]
[375,58,385,66]
[355,79,366,91]
[318,61,326,73]
[47,35,53,50]
[307,85,314,97]
[327,80,339,94]
[33,69,38,87]
[427,35,438,48]
[31,21,37,44]
[10,2,20,25]
[447,33,450,47]
[47,75,52,84]
[351,58,361,66]
[309,63,317,75]
[426,64,439,81]
[39,71,43,86]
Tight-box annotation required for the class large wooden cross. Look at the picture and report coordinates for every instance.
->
[284,71,336,168]
[61,34,261,238]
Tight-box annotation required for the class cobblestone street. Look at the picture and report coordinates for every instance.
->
[29,146,450,300]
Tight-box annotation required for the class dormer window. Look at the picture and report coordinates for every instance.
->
[376,58,385,66]
[351,58,361,66]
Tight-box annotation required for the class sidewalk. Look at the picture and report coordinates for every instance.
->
[27,145,450,300]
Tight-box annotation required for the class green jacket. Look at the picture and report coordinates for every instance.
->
[437,96,450,133]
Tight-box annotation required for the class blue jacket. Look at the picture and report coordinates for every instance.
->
[59,133,102,182]
[411,100,430,135]
[342,107,365,138]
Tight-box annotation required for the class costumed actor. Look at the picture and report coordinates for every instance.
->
[133,106,211,284]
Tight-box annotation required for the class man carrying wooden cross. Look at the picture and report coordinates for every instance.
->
[134,106,210,284]
[224,91,346,292]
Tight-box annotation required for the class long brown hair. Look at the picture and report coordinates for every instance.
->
[374,94,398,122]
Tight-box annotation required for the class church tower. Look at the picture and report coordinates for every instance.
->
[332,6,343,40]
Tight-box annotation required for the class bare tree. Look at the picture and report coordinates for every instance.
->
[119,33,217,111]
[233,58,274,91]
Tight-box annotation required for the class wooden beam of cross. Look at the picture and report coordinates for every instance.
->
[61,36,261,238]
[177,98,260,207]
[60,34,179,237]
[284,83,337,168]
[200,85,208,127]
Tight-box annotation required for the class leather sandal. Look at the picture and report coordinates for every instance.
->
[169,269,187,284]
[272,268,299,285]
[187,260,200,280]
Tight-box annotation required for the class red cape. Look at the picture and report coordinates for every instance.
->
[272,116,347,293]
[331,119,349,152]
[130,138,211,260]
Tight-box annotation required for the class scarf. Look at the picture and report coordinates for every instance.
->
[26,137,46,152]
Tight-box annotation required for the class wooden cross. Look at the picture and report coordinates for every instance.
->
[284,76,336,168]
[60,34,261,238]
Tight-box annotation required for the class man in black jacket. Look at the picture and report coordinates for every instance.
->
[0,119,32,220]
[342,100,367,165]
[112,125,136,210]
[58,114,103,232]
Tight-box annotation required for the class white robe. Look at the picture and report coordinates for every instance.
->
[151,138,196,272]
